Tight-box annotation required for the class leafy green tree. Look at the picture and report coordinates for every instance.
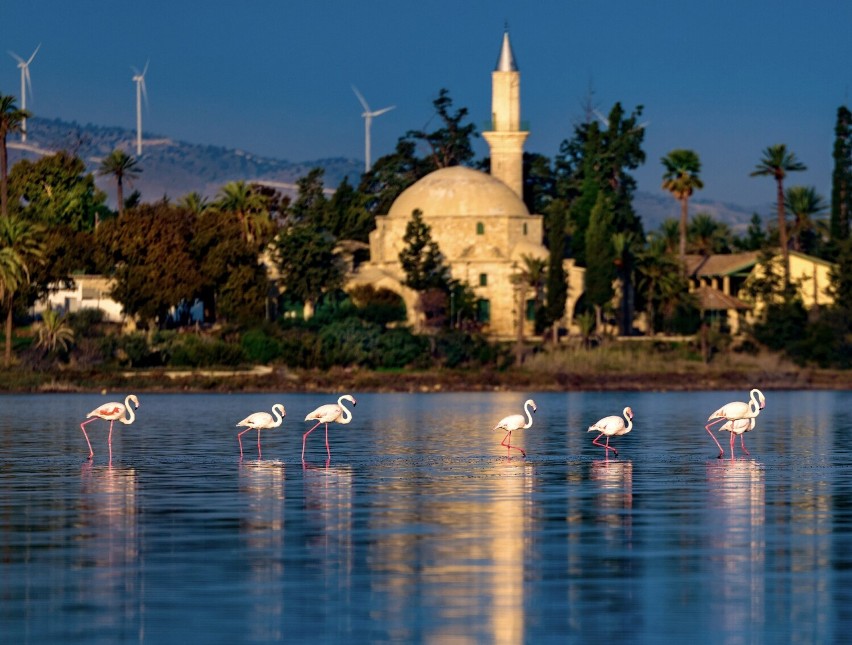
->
[750,144,807,283]
[288,168,328,225]
[0,94,29,219]
[98,149,141,220]
[404,88,477,169]
[784,185,828,254]
[543,200,568,340]
[522,152,556,215]
[9,151,107,231]
[584,192,616,330]
[358,139,424,215]
[733,214,768,251]
[661,148,703,270]
[511,254,547,363]
[830,105,851,244]
[100,202,203,328]
[190,209,267,325]
[398,209,449,291]
[274,223,345,313]
[326,176,374,242]
[0,214,45,365]
[612,231,637,335]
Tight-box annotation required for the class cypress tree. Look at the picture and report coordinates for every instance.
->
[830,105,851,244]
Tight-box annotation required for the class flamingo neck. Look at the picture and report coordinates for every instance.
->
[272,405,285,426]
[749,390,762,417]
[337,397,353,424]
[524,401,534,428]
[623,409,633,431]
[122,395,136,425]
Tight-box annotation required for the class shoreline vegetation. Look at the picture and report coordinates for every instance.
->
[4,349,850,394]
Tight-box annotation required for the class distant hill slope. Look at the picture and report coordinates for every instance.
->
[7,116,760,230]
[7,117,362,203]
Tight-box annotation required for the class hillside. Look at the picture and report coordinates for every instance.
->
[6,116,760,230]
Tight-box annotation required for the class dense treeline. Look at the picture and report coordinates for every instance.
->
[1,90,852,373]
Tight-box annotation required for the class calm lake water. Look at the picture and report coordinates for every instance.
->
[2,390,852,643]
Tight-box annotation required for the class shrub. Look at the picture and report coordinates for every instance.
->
[375,329,429,368]
[166,334,245,367]
[317,318,382,368]
[241,327,283,364]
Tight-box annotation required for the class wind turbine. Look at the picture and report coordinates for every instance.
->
[132,60,149,156]
[352,85,394,173]
[8,44,40,142]
[593,108,650,133]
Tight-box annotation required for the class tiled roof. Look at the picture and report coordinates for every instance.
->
[693,285,752,311]
[685,252,759,277]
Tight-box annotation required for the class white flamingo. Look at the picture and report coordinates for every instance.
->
[588,406,634,457]
[705,389,765,458]
[303,395,356,461]
[236,404,286,459]
[80,394,139,459]
[493,399,537,457]
[717,417,755,459]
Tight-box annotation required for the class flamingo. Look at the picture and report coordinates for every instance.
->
[705,388,765,458]
[588,406,634,457]
[80,394,139,459]
[493,399,537,457]
[302,394,356,461]
[236,404,286,459]
[717,417,755,459]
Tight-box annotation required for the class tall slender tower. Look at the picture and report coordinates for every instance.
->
[482,29,528,199]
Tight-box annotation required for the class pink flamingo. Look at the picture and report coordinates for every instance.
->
[588,407,634,457]
[493,399,537,457]
[717,417,755,459]
[705,388,765,458]
[303,394,356,461]
[236,404,286,459]
[80,394,139,459]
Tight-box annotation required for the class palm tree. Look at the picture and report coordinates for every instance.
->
[511,254,547,364]
[0,94,30,219]
[36,308,75,354]
[216,181,270,245]
[688,212,733,256]
[98,149,141,220]
[784,185,828,254]
[750,144,807,283]
[636,237,687,335]
[0,215,45,366]
[661,149,704,272]
[177,191,210,215]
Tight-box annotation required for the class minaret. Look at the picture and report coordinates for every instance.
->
[482,29,528,199]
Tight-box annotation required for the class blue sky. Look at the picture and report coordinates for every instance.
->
[2,1,850,209]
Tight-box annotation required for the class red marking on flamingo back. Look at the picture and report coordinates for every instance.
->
[100,406,121,415]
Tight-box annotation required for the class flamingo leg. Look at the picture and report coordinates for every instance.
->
[80,418,96,458]
[237,427,254,458]
[704,419,726,458]
[324,424,331,460]
[592,433,617,456]
[302,421,322,461]
[500,431,526,457]
[730,431,736,459]
[257,429,262,459]
[740,435,750,456]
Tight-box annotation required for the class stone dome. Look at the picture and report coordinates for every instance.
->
[387,166,530,219]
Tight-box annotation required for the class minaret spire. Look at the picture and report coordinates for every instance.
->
[482,28,528,198]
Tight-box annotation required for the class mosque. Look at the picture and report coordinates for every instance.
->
[348,31,585,339]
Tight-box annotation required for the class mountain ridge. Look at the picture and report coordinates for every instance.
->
[7,116,761,231]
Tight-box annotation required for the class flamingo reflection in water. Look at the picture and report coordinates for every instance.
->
[705,388,765,458]
[236,404,286,459]
[492,399,537,457]
[80,394,139,459]
[303,394,356,461]
[588,406,634,457]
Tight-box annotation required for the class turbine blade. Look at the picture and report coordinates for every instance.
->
[141,78,149,111]
[351,85,370,111]
[8,51,25,65]
[593,109,609,128]
[26,43,41,65]
[372,105,395,117]
[141,59,149,77]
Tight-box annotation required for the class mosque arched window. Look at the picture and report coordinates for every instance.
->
[476,222,485,235]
